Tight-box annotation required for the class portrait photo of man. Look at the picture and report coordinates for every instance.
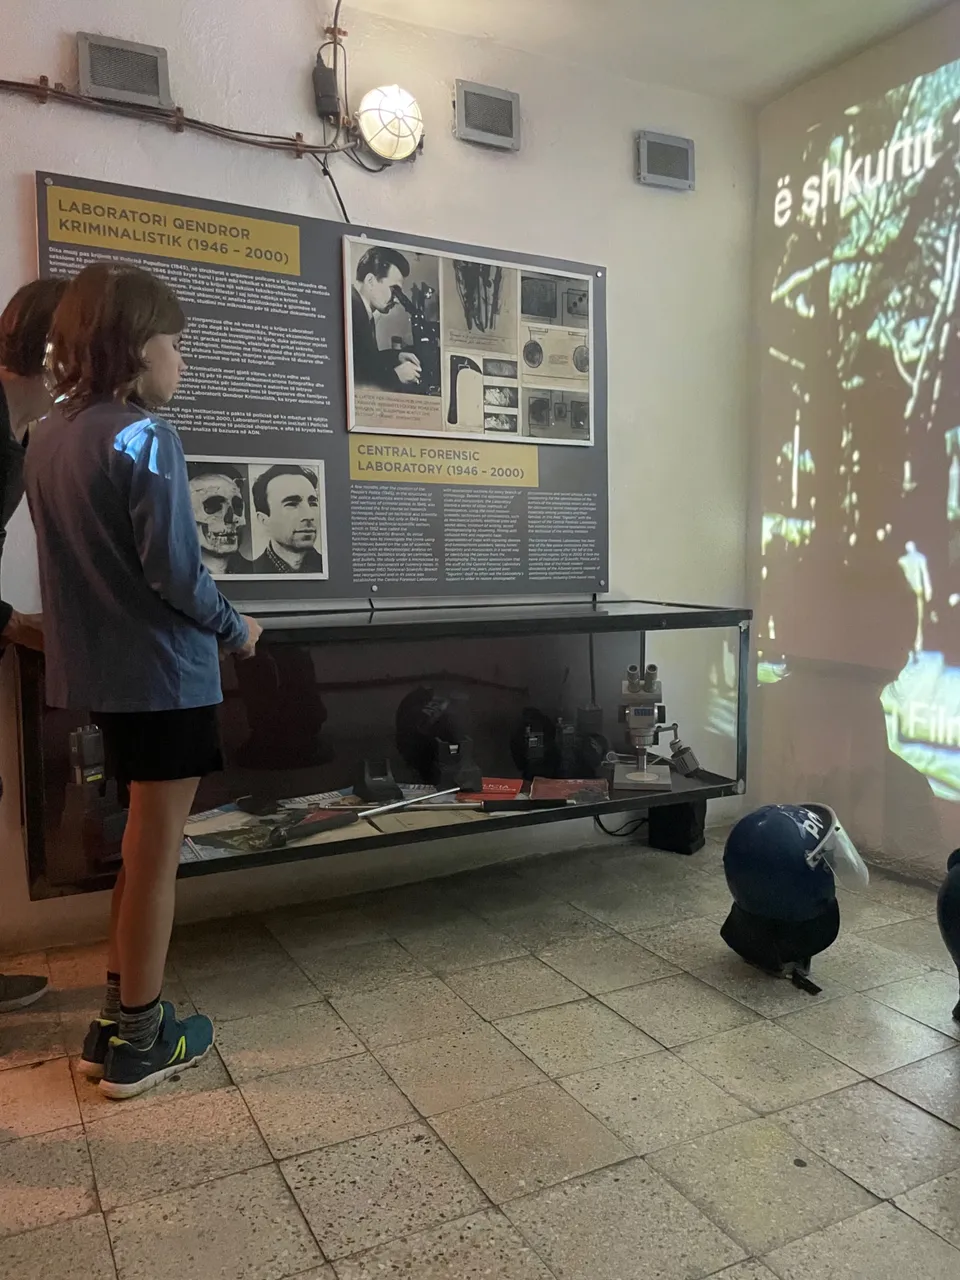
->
[186,461,249,577]
[350,244,423,391]
[248,463,326,575]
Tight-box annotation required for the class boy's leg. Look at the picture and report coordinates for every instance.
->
[78,786,193,1079]
[118,778,198,1008]
[107,865,125,981]
[99,777,215,1099]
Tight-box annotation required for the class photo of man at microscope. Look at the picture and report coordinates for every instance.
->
[348,243,441,397]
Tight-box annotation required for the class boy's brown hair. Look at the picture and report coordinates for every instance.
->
[0,278,68,378]
[48,262,185,407]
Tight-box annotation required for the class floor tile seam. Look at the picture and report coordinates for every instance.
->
[690,969,856,1021]
[324,1207,565,1279]
[369,1055,553,1119]
[484,1149,643,1216]
[278,1121,494,1262]
[99,1157,333,1272]
[491,1005,668,1072]
[655,1040,866,1115]
[266,931,407,965]
[854,923,952,963]
[498,1150,745,1265]
[94,1149,278,1216]
[419,1080,635,1185]
[641,1133,881,1258]
[170,945,310,984]
[892,1188,960,1253]
[178,941,326,998]
[226,1044,375,1090]
[0,1208,117,1268]
[0,1054,87,1143]
[593,985,764,1045]
[331,975,588,1046]
[237,1052,421,1155]
[278,1114,478,1177]
[532,946,682,993]
[753,1199,959,1267]
[689,1101,960,1202]
[186,993,329,1024]
[422,947,562,980]
[0,1199,100,1244]
[870,1068,960,1134]
[772,1005,958,1077]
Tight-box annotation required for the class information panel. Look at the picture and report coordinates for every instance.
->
[37,173,609,602]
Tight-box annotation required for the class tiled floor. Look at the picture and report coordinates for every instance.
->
[1,837,960,1278]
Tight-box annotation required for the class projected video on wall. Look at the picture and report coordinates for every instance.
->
[760,56,960,800]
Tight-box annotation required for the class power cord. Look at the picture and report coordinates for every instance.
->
[313,153,351,222]
[594,815,649,838]
[0,77,358,159]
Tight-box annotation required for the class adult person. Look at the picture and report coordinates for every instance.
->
[25,262,261,1098]
[187,462,249,576]
[248,464,324,574]
[0,278,66,1013]
[899,540,933,654]
[350,245,421,390]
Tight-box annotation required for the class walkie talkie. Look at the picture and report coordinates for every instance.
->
[70,725,106,785]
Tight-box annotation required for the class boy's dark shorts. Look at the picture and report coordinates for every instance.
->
[94,706,223,784]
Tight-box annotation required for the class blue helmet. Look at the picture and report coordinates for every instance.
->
[721,804,868,984]
[724,804,867,921]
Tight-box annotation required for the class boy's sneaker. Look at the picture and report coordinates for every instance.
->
[99,1002,214,1100]
[77,1018,118,1080]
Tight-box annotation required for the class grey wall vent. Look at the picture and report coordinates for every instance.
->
[78,33,173,109]
[635,131,696,192]
[454,80,520,151]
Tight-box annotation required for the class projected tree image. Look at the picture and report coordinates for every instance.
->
[762,59,960,798]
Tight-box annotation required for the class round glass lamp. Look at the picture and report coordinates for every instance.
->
[356,84,424,161]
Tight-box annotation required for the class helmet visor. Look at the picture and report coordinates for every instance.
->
[805,804,869,891]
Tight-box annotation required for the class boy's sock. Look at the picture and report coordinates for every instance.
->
[100,971,121,1023]
[118,996,163,1051]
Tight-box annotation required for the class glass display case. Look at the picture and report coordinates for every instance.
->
[15,599,750,899]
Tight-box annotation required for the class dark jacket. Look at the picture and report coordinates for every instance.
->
[25,399,248,712]
[351,287,402,390]
[247,544,324,575]
[0,385,24,637]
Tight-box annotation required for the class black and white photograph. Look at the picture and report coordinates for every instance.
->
[520,271,590,329]
[523,389,591,443]
[484,357,519,379]
[484,412,520,434]
[520,322,591,389]
[344,235,594,447]
[187,461,251,576]
[483,384,519,409]
[186,457,329,580]
[443,349,485,433]
[344,237,443,435]
[441,256,519,356]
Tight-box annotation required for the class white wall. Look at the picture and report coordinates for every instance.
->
[752,2,960,883]
[0,0,755,952]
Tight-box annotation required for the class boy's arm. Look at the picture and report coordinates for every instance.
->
[125,420,249,651]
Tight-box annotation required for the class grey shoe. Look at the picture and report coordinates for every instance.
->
[0,973,49,1012]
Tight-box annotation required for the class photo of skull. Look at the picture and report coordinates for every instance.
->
[186,456,330,581]
[187,461,250,576]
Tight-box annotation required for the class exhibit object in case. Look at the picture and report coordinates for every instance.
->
[16,599,751,898]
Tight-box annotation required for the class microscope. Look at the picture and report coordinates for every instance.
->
[609,664,701,791]
[390,282,441,394]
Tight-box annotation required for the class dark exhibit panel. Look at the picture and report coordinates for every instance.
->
[17,601,750,899]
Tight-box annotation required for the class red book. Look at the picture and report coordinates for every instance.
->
[529,778,610,803]
[457,778,525,804]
